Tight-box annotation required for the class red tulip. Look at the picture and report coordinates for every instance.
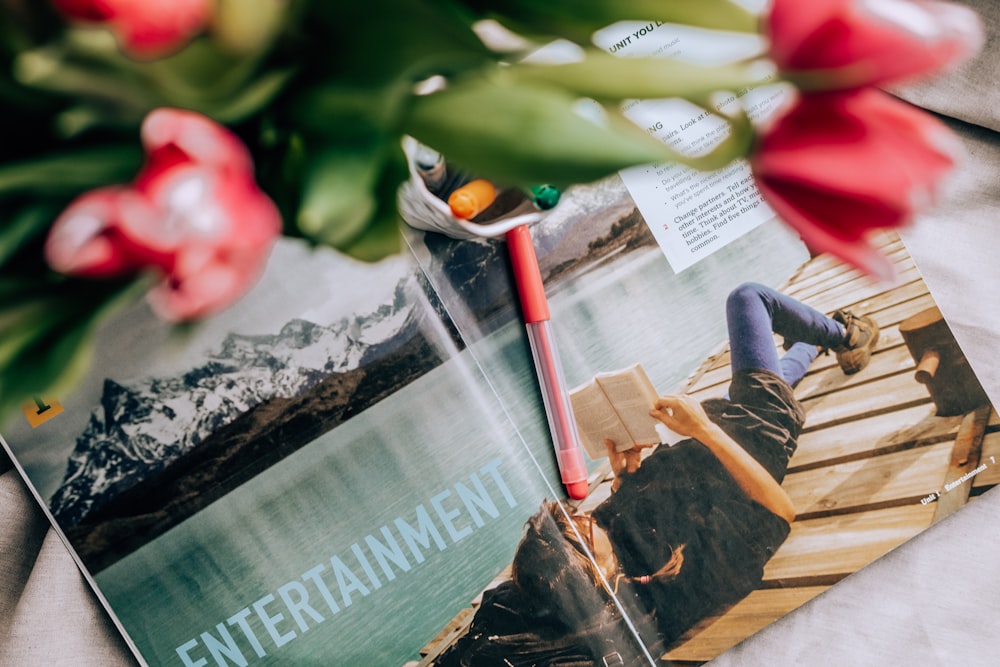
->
[749,88,960,280]
[50,0,211,59]
[766,0,983,89]
[45,109,281,322]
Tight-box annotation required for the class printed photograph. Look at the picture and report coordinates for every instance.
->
[3,171,996,667]
[407,175,999,666]
[1,241,564,665]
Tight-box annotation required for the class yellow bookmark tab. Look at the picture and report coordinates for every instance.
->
[21,397,65,428]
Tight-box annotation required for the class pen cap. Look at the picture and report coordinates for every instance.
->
[505,225,549,323]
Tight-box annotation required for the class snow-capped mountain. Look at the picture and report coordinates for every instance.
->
[50,276,419,527]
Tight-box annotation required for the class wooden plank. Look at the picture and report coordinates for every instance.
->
[686,379,729,402]
[794,344,916,402]
[418,607,476,661]
[663,587,828,663]
[577,477,614,514]
[801,264,922,315]
[785,244,912,303]
[783,441,953,518]
[800,271,922,318]
[763,504,935,586]
[795,266,920,320]
[932,405,992,523]
[789,403,963,471]
[800,370,932,432]
[782,233,902,286]
[677,347,731,394]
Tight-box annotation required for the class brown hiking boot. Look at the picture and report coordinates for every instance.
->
[832,310,880,374]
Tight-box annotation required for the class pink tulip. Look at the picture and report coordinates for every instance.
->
[766,0,983,89]
[749,88,960,280]
[44,187,149,277]
[50,0,211,59]
[45,108,281,322]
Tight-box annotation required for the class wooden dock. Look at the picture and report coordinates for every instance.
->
[415,232,998,665]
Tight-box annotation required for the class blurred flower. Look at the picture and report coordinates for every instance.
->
[765,0,983,89]
[50,0,212,59]
[45,108,281,321]
[750,87,960,280]
[0,0,986,419]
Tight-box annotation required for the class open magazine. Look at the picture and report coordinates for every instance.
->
[3,21,999,667]
[3,165,997,666]
[403,179,998,666]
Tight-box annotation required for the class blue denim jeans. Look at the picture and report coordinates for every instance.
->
[726,282,846,388]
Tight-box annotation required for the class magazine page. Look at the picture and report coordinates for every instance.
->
[0,239,621,666]
[404,166,999,664]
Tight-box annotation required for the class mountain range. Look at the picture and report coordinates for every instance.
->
[50,273,445,570]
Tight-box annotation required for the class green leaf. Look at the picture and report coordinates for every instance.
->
[338,145,409,262]
[140,41,292,119]
[0,273,69,306]
[402,76,679,184]
[205,68,296,124]
[0,276,147,423]
[14,43,159,121]
[0,203,59,267]
[212,0,293,56]
[291,80,412,142]
[339,206,402,263]
[0,145,141,197]
[680,106,755,172]
[297,143,383,247]
[506,50,770,103]
[475,0,759,44]
[304,1,494,85]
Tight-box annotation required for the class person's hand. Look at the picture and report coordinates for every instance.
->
[650,394,712,440]
[604,438,650,491]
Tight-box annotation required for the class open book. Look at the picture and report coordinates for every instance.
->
[570,363,680,458]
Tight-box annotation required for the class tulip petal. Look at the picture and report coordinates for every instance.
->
[44,188,136,277]
[46,108,280,322]
[756,178,897,282]
[146,264,244,322]
[140,108,252,177]
[754,91,957,234]
[767,0,984,88]
[750,88,961,280]
[103,0,212,59]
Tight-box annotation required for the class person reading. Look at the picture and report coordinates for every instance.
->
[435,282,879,665]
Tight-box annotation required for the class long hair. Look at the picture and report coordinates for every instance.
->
[509,502,609,630]
[511,502,685,612]
[436,503,671,665]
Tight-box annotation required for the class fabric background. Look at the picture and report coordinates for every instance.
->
[2,2,999,664]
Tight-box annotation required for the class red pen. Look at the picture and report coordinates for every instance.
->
[505,224,589,500]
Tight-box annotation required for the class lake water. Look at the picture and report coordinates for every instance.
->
[96,221,808,666]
